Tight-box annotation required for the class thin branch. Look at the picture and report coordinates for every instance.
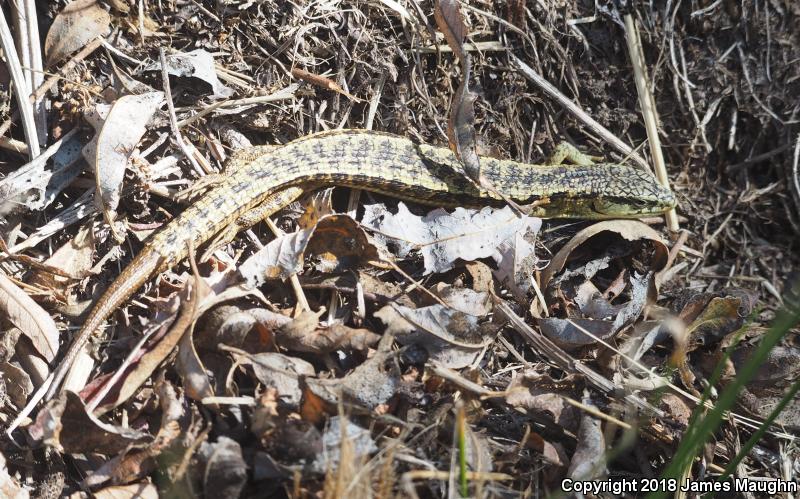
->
[0,5,41,158]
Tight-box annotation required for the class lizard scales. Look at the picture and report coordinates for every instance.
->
[44,129,676,400]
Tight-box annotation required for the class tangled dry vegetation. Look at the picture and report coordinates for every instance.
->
[0,0,799,497]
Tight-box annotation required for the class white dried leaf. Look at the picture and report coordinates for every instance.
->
[0,130,83,214]
[82,92,164,219]
[375,304,495,368]
[0,273,59,361]
[146,49,233,98]
[45,0,110,66]
[493,228,539,301]
[245,353,315,407]
[240,214,388,286]
[311,417,377,474]
[239,229,312,286]
[373,0,414,22]
[362,202,541,274]
[433,284,492,316]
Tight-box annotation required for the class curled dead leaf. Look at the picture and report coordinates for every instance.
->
[505,371,583,432]
[306,346,400,411]
[29,392,151,455]
[541,220,668,289]
[45,0,110,66]
[376,303,497,368]
[539,273,650,350]
[277,310,380,354]
[536,221,668,349]
[145,50,233,99]
[0,273,59,362]
[83,92,164,231]
[240,214,389,285]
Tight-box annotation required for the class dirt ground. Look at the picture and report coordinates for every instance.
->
[1,0,799,497]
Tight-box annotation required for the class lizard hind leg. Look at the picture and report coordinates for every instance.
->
[547,142,603,166]
[200,186,305,262]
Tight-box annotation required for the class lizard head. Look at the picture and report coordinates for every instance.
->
[587,165,677,219]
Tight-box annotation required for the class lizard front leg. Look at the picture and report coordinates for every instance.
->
[547,142,603,166]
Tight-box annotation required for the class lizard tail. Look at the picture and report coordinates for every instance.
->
[45,247,164,400]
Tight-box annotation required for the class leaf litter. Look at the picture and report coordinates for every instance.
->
[0,0,798,497]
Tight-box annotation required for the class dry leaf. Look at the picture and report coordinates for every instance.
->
[237,351,315,407]
[85,382,185,487]
[660,393,691,427]
[0,362,34,410]
[535,221,668,349]
[45,0,110,66]
[362,202,540,274]
[309,417,377,474]
[300,380,330,425]
[505,371,582,432]
[263,418,323,460]
[146,49,233,99]
[277,310,380,354]
[29,224,95,300]
[566,394,606,481]
[671,291,756,392]
[0,273,59,362]
[291,68,362,101]
[29,391,151,455]
[538,273,650,350]
[0,130,84,214]
[197,437,247,497]
[307,347,400,411]
[298,188,335,229]
[618,318,681,365]
[719,340,800,427]
[541,220,668,289]
[429,284,492,315]
[524,432,566,468]
[176,319,216,405]
[83,91,164,226]
[240,214,387,285]
[492,228,538,301]
[306,215,388,273]
[686,294,755,347]
[374,0,413,22]
[375,303,496,368]
[91,279,202,414]
[195,305,287,352]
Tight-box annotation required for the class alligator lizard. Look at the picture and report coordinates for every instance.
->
[43,129,676,401]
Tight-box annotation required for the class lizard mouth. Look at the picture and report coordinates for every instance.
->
[591,197,673,217]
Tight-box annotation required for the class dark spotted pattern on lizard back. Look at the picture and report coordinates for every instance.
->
[44,129,676,403]
[148,129,675,264]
